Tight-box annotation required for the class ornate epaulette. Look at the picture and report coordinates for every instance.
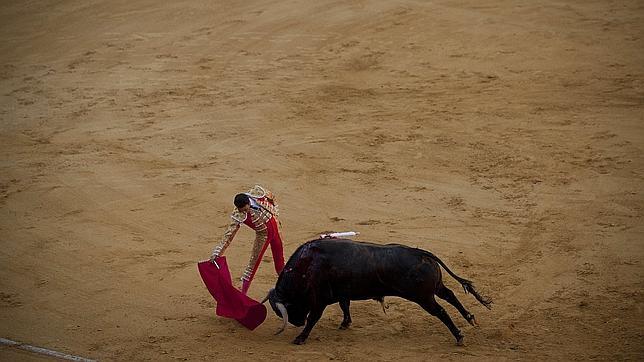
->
[248,185,267,199]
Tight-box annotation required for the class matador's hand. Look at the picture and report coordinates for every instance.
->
[209,255,220,269]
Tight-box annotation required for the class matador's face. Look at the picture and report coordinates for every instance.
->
[237,204,251,213]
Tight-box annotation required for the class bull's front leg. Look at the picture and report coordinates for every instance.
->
[293,305,327,345]
[339,299,352,329]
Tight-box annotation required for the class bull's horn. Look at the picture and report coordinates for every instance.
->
[275,302,288,335]
[260,288,273,304]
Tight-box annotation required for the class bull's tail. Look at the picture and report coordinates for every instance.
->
[423,250,492,310]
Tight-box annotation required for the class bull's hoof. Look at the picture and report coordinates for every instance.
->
[468,314,479,327]
[456,336,465,347]
[293,337,307,345]
[339,322,351,330]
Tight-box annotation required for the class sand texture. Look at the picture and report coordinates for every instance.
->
[1,1,643,360]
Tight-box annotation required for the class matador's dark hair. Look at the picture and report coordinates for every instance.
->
[234,193,251,208]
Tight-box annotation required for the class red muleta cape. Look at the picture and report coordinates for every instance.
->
[197,257,267,330]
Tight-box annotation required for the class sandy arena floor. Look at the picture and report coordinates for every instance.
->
[1,1,643,360]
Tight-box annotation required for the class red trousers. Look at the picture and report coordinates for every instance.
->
[241,217,284,294]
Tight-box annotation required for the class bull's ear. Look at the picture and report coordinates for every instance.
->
[260,288,274,304]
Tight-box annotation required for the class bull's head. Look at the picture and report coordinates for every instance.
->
[262,288,308,335]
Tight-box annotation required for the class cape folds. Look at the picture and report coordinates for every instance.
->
[197,257,267,330]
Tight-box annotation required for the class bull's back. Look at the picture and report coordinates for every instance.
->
[307,239,441,299]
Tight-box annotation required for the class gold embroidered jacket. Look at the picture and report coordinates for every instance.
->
[211,185,280,280]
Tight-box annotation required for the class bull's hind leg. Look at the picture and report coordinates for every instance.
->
[338,299,352,329]
[436,285,478,326]
[418,297,464,346]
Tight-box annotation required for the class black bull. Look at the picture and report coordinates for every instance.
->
[263,238,492,345]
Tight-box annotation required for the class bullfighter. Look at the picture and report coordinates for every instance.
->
[210,185,285,294]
